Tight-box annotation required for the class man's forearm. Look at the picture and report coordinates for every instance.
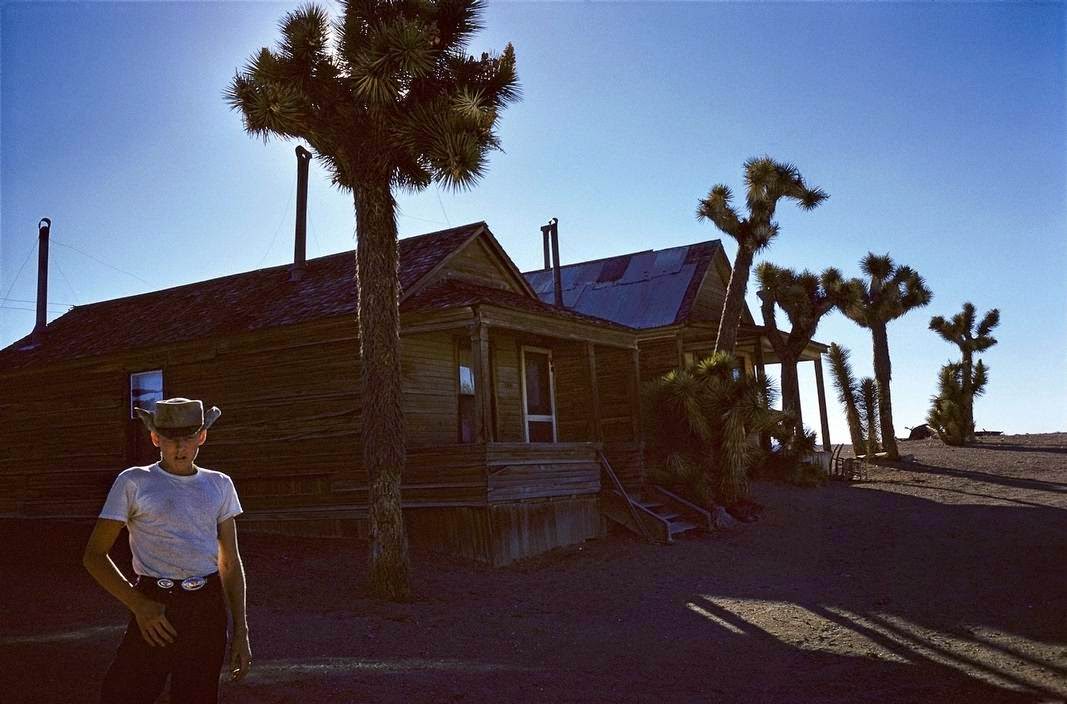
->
[219,560,248,634]
[83,553,150,613]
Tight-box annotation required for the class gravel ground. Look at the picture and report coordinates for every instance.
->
[2,433,1066,703]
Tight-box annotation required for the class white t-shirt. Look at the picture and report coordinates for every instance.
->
[100,463,243,579]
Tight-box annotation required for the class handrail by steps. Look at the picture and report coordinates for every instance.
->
[597,450,654,544]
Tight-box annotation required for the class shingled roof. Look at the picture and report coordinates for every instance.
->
[0,222,486,370]
[523,241,723,329]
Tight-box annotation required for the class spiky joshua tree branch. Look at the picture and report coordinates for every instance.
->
[697,157,827,356]
[929,302,999,442]
[836,253,932,460]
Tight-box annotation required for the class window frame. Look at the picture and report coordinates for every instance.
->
[129,369,164,420]
[519,345,558,443]
[455,338,476,443]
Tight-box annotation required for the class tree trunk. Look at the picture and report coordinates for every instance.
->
[870,323,899,460]
[714,244,755,356]
[354,183,411,601]
[960,348,975,442]
[779,356,802,436]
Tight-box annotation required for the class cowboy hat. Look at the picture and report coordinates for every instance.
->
[134,398,221,438]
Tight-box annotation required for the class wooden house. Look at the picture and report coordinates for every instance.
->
[0,222,647,565]
[524,240,833,449]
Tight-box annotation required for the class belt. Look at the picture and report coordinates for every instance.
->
[137,572,219,593]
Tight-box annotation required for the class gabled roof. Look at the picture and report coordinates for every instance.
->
[0,222,487,369]
[523,241,723,330]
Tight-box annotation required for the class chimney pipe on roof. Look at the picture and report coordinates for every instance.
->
[290,145,312,282]
[541,218,562,307]
[31,218,51,345]
[541,224,551,270]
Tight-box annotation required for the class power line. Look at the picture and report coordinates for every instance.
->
[396,207,448,227]
[1,296,74,307]
[53,249,80,305]
[50,239,151,285]
[307,211,323,256]
[256,173,295,268]
[1,241,38,307]
[435,186,451,226]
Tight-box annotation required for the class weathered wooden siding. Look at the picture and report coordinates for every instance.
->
[406,507,493,563]
[603,441,645,489]
[594,345,637,442]
[401,332,458,448]
[638,336,680,383]
[550,341,592,442]
[688,261,728,323]
[489,331,524,442]
[425,237,520,293]
[0,317,365,517]
[489,497,602,566]
[486,443,600,502]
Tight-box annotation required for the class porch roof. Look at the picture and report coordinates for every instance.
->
[403,279,634,331]
[402,279,637,348]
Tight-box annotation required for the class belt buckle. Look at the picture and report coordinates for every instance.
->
[155,578,175,590]
[181,576,206,592]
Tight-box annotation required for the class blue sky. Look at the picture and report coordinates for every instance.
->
[3,1,1064,441]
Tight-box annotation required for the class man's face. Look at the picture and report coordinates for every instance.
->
[151,429,207,471]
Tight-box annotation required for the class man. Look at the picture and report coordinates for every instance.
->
[83,398,252,703]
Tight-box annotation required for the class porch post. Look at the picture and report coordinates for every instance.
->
[586,343,603,443]
[630,347,642,441]
[470,319,493,443]
[813,355,832,451]
[675,334,685,368]
[753,338,770,451]
[753,337,767,378]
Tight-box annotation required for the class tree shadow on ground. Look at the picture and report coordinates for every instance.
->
[665,483,1067,703]
[899,461,1067,494]
[967,443,1067,456]
[3,481,1067,703]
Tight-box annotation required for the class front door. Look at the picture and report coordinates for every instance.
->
[521,346,557,442]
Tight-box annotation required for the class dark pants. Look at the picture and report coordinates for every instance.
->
[101,576,229,704]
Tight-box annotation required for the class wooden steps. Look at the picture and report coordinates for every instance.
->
[601,488,707,543]
[596,451,708,544]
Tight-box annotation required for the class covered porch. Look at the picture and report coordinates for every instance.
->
[635,321,834,451]
[400,284,644,452]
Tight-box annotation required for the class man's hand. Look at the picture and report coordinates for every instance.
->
[132,599,177,647]
[230,631,252,681]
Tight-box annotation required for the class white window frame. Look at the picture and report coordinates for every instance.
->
[519,345,558,443]
[129,369,163,419]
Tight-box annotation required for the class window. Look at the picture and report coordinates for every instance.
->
[457,340,476,443]
[130,370,163,419]
[521,347,557,443]
[684,349,714,368]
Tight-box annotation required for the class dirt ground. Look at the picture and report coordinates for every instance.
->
[2,433,1066,703]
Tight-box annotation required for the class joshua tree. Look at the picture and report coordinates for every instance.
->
[928,360,988,445]
[857,377,880,455]
[643,352,786,508]
[929,303,999,441]
[227,0,518,600]
[755,262,843,435]
[826,343,866,451]
[697,157,827,355]
[837,254,932,460]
